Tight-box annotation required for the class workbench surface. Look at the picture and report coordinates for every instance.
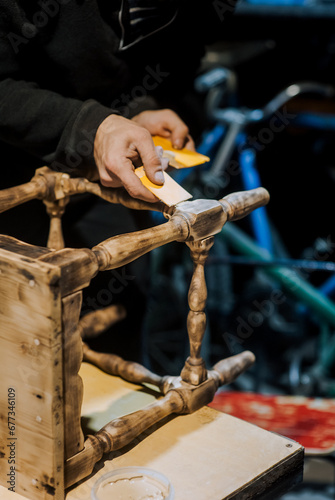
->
[1,363,304,500]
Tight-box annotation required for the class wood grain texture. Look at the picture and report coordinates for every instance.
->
[0,169,271,499]
[65,391,183,487]
[181,238,214,385]
[37,188,270,295]
[43,198,69,251]
[79,305,126,339]
[92,217,189,271]
[0,235,51,259]
[82,343,164,388]
[0,248,64,500]
[62,293,85,460]
[66,349,256,487]
[70,177,166,213]
[219,188,270,222]
[211,351,256,386]
[0,177,47,214]
[39,248,99,297]
[0,167,165,226]
[0,360,303,499]
[64,363,304,500]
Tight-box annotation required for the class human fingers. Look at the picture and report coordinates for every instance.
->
[184,134,196,152]
[132,109,190,149]
[94,115,161,202]
[98,152,159,202]
[155,146,169,171]
[159,109,189,149]
[136,136,165,186]
[116,157,159,202]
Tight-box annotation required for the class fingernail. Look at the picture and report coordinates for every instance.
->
[155,145,163,158]
[154,171,165,184]
[173,139,183,149]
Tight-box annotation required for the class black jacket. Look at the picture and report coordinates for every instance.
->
[0,0,229,183]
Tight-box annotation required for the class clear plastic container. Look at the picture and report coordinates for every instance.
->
[91,466,175,500]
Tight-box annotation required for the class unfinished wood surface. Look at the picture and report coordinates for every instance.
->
[65,349,255,487]
[62,293,84,460]
[90,188,269,272]
[0,248,64,500]
[35,188,269,297]
[38,247,99,297]
[219,188,270,222]
[0,174,272,500]
[92,218,189,271]
[81,348,255,397]
[0,167,165,216]
[181,237,214,385]
[0,235,51,259]
[0,176,47,214]
[82,343,163,387]
[43,198,69,251]
[70,177,166,213]
[0,169,268,223]
[66,224,257,487]
[79,305,126,339]
[0,364,303,500]
[66,363,303,500]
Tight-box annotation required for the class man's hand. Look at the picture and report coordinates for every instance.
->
[132,109,195,151]
[94,114,169,202]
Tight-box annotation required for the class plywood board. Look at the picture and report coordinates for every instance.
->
[0,362,303,500]
[67,364,303,500]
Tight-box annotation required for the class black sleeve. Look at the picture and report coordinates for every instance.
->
[0,23,116,175]
[0,78,116,173]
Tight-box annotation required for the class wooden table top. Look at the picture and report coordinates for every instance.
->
[1,363,304,500]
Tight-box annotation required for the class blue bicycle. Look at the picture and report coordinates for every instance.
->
[146,67,335,396]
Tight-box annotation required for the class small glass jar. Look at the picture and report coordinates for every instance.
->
[91,466,175,500]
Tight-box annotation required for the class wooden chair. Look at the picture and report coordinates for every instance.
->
[0,167,269,499]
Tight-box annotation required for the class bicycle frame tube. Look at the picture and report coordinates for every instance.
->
[293,112,335,131]
[197,124,227,157]
[221,222,335,328]
[239,142,273,253]
[209,122,244,176]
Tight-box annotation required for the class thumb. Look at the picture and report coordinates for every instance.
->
[137,140,165,185]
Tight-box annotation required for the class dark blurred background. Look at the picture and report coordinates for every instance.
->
[142,3,335,497]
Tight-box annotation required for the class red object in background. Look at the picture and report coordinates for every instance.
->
[209,391,335,454]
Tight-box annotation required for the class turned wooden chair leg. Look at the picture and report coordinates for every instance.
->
[180,236,214,386]
[43,198,69,250]
[82,343,165,390]
[65,349,256,488]
[79,305,126,339]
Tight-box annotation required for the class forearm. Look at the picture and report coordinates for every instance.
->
[0,78,115,174]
